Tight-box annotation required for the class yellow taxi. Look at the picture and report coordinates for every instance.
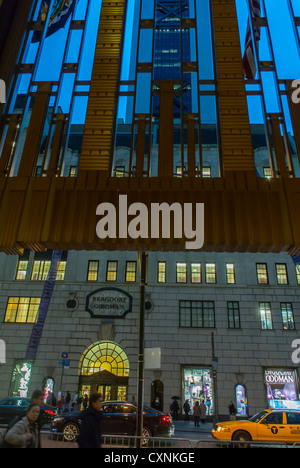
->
[212,409,300,444]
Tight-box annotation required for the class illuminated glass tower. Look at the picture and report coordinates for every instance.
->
[0,0,299,253]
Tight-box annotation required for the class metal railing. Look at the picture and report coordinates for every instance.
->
[39,431,192,449]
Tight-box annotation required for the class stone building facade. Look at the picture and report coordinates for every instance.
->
[0,249,299,418]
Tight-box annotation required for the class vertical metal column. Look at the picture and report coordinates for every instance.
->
[136,251,147,448]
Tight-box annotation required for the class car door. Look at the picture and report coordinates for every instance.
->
[102,404,129,435]
[285,411,300,444]
[257,411,287,442]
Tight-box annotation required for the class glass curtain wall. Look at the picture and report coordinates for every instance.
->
[112,0,220,178]
[235,0,300,178]
[0,0,102,177]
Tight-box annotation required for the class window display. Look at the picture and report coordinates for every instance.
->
[265,369,300,410]
[183,368,213,415]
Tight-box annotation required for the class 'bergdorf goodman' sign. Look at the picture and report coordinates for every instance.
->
[86,288,133,319]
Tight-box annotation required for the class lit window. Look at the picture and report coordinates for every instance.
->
[191,263,201,283]
[263,167,272,179]
[202,167,211,178]
[87,261,99,281]
[106,261,118,282]
[281,303,295,330]
[205,263,216,284]
[31,261,51,281]
[56,261,66,281]
[276,264,288,285]
[4,297,40,323]
[176,263,187,283]
[126,261,137,282]
[158,262,166,283]
[256,263,268,284]
[226,263,235,284]
[259,303,273,330]
[16,261,28,280]
[296,265,300,285]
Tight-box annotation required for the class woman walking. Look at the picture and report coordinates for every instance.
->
[3,403,40,448]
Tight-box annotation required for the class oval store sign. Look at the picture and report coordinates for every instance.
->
[86,288,133,319]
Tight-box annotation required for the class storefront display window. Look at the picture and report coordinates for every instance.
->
[183,368,213,414]
[43,377,54,403]
[236,384,247,416]
[265,369,300,410]
[10,361,33,398]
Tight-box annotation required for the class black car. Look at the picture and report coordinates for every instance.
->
[0,398,56,427]
[51,401,174,441]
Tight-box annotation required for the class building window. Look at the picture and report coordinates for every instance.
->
[281,303,295,330]
[16,261,28,280]
[191,263,201,283]
[176,263,187,283]
[226,263,236,284]
[179,301,215,328]
[256,263,268,284]
[114,166,126,177]
[263,167,272,179]
[125,261,137,282]
[297,265,300,285]
[87,261,99,281]
[4,297,41,323]
[259,302,273,330]
[69,166,78,177]
[56,261,66,281]
[31,261,51,281]
[202,167,211,178]
[106,261,118,282]
[227,302,240,329]
[205,263,216,284]
[276,264,288,285]
[158,262,166,283]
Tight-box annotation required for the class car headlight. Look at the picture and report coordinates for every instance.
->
[218,426,230,432]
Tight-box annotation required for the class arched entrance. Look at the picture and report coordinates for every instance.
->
[79,341,130,401]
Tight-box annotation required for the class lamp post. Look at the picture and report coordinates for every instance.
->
[211,332,219,426]
[136,251,147,447]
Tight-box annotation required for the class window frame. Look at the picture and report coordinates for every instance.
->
[87,260,99,282]
[179,300,215,328]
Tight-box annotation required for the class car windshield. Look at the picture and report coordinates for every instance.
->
[249,411,269,423]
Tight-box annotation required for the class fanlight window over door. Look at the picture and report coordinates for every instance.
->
[79,341,130,377]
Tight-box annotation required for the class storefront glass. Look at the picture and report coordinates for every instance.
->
[265,369,300,410]
[183,368,213,415]
[236,384,247,416]
[10,361,33,398]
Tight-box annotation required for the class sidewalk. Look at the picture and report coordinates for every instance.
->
[174,419,213,434]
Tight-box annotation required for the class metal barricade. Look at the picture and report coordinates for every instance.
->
[196,439,289,449]
[39,431,192,449]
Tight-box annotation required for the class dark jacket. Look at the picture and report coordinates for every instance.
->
[77,406,102,448]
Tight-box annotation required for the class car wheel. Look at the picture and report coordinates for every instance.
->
[62,422,80,442]
[232,430,251,448]
[134,427,152,447]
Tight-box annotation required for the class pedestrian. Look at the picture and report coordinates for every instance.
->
[2,403,40,448]
[193,401,201,427]
[56,393,64,415]
[183,399,190,423]
[77,393,103,449]
[229,401,237,420]
[171,399,179,420]
[72,393,78,411]
[65,391,71,412]
[82,394,89,409]
[200,401,207,424]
